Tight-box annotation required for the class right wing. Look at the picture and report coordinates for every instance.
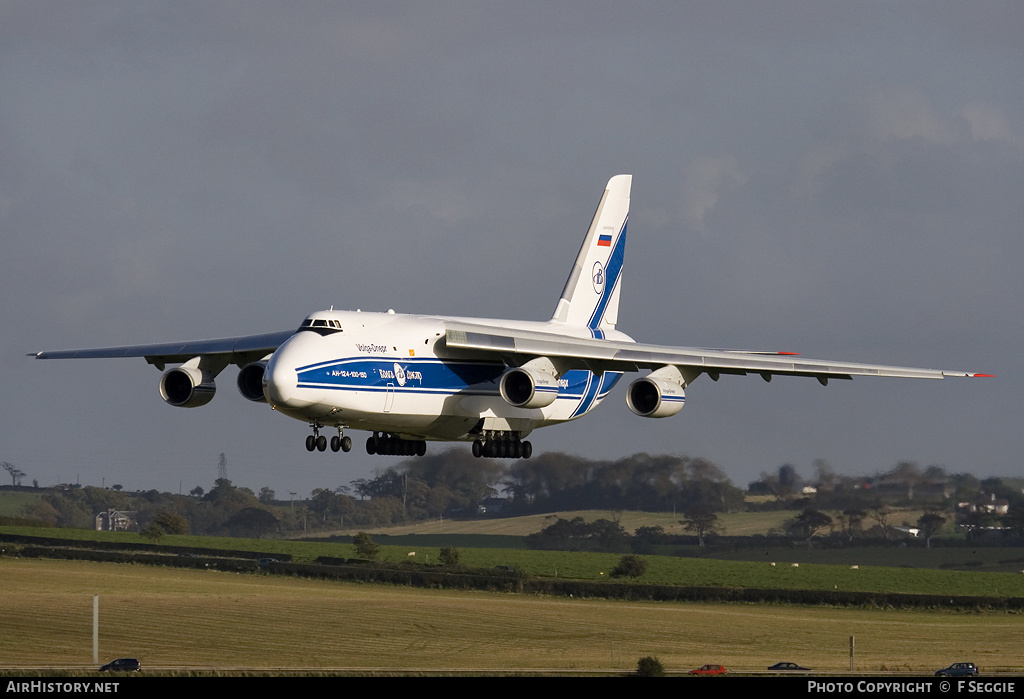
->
[442,321,989,384]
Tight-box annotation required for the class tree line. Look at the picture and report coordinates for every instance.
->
[7,450,1022,542]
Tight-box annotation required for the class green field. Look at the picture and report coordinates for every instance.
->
[2,558,1021,674]
[5,524,1024,598]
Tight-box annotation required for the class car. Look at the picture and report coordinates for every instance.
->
[689,664,727,676]
[935,662,979,677]
[98,658,140,672]
[768,661,811,672]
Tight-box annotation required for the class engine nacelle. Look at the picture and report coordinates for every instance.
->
[237,361,268,403]
[159,366,216,408]
[499,361,560,409]
[626,366,686,418]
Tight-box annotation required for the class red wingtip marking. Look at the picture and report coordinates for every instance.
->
[972,373,996,377]
[777,352,800,356]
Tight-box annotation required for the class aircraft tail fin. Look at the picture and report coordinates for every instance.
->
[550,174,630,333]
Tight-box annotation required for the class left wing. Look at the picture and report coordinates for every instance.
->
[442,321,989,384]
[32,330,295,371]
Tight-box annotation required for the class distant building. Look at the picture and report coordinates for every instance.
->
[893,525,920,537]
[95,508,137,532]
[958,494,1010,516]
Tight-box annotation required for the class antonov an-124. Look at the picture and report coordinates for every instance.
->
[33,175,990,459]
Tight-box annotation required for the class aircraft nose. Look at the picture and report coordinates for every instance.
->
[263,336,317,409]
[263,352,296,407]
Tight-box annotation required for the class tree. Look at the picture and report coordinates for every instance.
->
[225,507,279,538]
[611,554,647,579]
[870,505,894,540]
[439,546,461,566]
[813,459,836,491]
[786,509,833,548]
[147,510,190,536]
[525,517,630,552]
[777,464,801,496]
[836,508,866,542]
[631,525,666,554]
[3,462,25,486]
[889,461,923,501]
[353,531,380,560]
[917,512,947,548]
[258,486,276,504]
[680,507,722,547]
[589,518,631,553]
[141,523,165,541]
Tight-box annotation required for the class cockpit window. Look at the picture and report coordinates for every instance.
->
[297,318,343,335]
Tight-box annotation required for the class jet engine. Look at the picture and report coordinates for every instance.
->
[499,358,560,409]
[159,365,215,408]
[626,365,685,418]
[237,361,268,403]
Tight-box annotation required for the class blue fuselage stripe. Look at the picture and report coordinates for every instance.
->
[295,357,621,406]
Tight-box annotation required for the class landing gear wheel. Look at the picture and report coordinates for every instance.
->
[341,436,352,452]
[305,435,316,452]
[521,441,532,459]
[330,435,341,452]
[416,441,427,457]
[366,436,377,455]
[316,435,327,452]
[472,440,483,458]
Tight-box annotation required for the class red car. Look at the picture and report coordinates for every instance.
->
[689,664,727,676]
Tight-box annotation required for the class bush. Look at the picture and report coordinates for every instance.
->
[636,656,664,677]
[352,531,380,560]
[611,554,647,579]
[439,546,461,566]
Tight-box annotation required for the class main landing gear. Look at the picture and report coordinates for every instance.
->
[472,433,532,459]
[366,432,427,457]
[305,425,352,453]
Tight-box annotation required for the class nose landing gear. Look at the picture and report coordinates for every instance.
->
[305,425,351,453]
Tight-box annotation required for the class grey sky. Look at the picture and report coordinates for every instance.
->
[2,2,1020,498]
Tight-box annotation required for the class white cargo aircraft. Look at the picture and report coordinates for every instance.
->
[33,175,990,459]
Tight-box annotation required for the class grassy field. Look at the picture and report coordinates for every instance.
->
[307,509,800,537]
[2,558,1021,674]
[5,524,1024,597]
[0,491,40,518]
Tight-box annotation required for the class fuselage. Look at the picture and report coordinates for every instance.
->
[263,309,630,441]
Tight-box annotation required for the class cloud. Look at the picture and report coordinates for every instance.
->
[962,103,1023,148]
[680,155,747,233]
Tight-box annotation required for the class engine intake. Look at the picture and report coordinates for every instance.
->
[159,366,215,408]
[499,362,560,409]
[626,366,685,418]
[237,361,268,403]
